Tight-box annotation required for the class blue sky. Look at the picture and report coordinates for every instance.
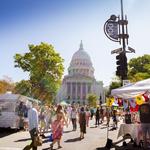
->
[0,0,150,86]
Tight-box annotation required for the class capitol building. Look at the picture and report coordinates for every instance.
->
[56,41,105,105]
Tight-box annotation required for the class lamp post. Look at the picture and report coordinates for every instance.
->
[104,0,135,83]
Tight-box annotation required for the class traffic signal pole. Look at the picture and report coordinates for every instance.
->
[104,0,135,85]
[120,0,127,80]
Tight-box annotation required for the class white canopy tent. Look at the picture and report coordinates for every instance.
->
[111,78,150,99]
[0,92,41,128]
[0,92,41,104]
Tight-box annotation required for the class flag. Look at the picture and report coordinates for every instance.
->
[135,95,145,105]
[118,98,123,106]
[123,99,128,110]
[112,96,118,106]
[106,97,114,107]
[128,98,136,108]
[143,91,150,102]
[130,104,139,112]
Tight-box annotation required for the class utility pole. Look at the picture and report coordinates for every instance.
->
[104,0,135,84]
[118,0,128,80]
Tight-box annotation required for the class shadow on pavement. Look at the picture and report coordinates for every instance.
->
[43,147,57,150]
[96,145,142,150]
[63,130,73,133]
[0,128,17,138]
[100,126,108,129]
[42,139,50,144]
[15,138,31,142]
[96,147,108,150]
[96,140,147,150]
[90,126,98,128]
[64,137,81,142]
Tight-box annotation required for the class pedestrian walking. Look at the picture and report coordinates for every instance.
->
[50,105,68,150]
[79,107,86,139]
[90,107,94,120]
[85,107,91,127]
[95,107,100,126]
[100,107,104,124]
[39,107,46,138]
[70,106,77,131]
[26,102,39,150]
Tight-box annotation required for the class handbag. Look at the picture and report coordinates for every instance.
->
[33,135,42,146]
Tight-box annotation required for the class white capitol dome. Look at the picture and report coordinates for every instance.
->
[68,41,94,77]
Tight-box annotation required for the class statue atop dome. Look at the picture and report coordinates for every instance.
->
[79,40,84,50]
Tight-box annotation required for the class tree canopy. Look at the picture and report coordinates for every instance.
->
[14,42,64,103]
[128,54,150,82]
[14,80,31,96]
[87,94,97,107]
[0,79,15,94]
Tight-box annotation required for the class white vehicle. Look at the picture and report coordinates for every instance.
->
[0,92,38,129]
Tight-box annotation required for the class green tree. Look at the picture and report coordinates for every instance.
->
[14,80,32,96]
[106,77,121,97]
[14,42,64,103]
[128,54,150,82]
[87,94,97,107]
[0,79,15,94]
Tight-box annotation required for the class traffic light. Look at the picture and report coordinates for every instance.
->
[116,52,128,79]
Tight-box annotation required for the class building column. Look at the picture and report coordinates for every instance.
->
[86,83,88,97]
[80,82,82,100]
[76,82,78,100]
[71,82,72,100]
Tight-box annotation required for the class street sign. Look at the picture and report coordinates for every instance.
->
[111,48,122,54]
[128,46,135,53]
[105,21,119,41]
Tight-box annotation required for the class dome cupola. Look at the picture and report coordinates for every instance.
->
[68,41,94,77]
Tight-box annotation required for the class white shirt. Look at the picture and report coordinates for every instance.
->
[71,110,77,119]
[28,108,39,131]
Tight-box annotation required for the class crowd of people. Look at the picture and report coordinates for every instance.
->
[18,99,150,150]
[21,102,120,150]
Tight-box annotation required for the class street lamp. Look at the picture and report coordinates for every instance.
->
[104,0,135,82]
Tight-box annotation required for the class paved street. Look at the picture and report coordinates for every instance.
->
[0,119,124,150]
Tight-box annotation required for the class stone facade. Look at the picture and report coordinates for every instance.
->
[56,41,105,104]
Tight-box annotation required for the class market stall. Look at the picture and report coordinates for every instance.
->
[0,92,40,129]
[111,78,150,99]
[111,78,150,146]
